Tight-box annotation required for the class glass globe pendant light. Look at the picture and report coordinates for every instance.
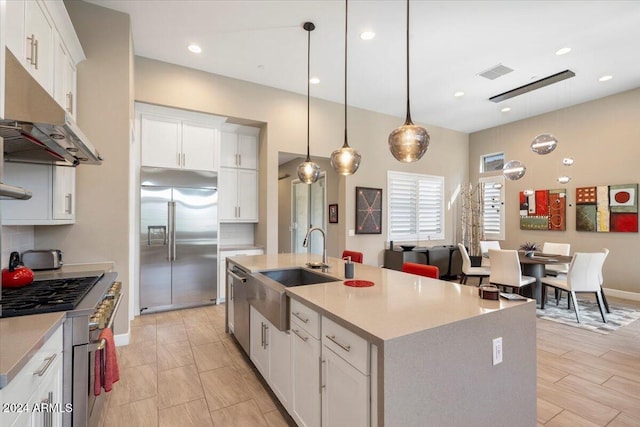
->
[503,160,526,181]
[388,0,429,162]
[297,22,321,184]
[530,133,558,155]
[331,0,361,175]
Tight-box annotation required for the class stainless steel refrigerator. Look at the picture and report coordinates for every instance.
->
[140,167,218,312]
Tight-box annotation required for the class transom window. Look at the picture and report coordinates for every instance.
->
[387,171,444,241]
[480,152,504,173]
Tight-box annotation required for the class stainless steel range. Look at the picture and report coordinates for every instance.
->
[0,271,121,427]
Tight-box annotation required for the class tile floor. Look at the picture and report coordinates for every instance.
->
[98,304,291,427]
[100,297,640,426]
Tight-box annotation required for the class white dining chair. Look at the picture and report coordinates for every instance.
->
[457,243,491,285]
[600,248,610,313]
[541,252,608,323]
[488,249,536,295]
[542,242,571,276]
[479,240,501,267]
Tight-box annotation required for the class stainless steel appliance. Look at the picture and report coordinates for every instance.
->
[227,261,251,354]
[21,249,64,270]
[0,271,120,426]
[140,167,218,312]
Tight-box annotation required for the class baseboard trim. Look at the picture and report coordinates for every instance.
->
[603,287,640,302]
[114,331,130,346]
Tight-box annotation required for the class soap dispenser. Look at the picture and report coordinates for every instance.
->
[344,256,354,279]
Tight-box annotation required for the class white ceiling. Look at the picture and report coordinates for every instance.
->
[87,0,640,134]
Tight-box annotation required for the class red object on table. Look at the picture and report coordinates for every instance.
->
[344,280,374,288]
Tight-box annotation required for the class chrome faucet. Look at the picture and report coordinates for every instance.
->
[303,226,327,268]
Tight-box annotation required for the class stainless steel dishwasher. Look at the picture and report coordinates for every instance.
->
[228,262,251,354]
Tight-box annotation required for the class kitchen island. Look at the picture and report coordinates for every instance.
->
[228,253,536,427]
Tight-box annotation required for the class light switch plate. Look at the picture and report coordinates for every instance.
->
[492,337,503,365]
[348,229,355,236]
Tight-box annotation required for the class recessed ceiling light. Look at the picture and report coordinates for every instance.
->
[360,31,375,41]
[555,47,571,56]
[453,91,465,97]
[309,77,320,85]
[187,44,202,54]
[501,107,511,113]
[599,75,613,82]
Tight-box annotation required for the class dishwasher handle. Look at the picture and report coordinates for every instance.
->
[228,270,247,283]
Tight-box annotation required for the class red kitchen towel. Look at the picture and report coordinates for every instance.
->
[94,327,120,396]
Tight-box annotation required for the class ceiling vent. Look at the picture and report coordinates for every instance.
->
[478,64,514,80]
[490,69,576,103]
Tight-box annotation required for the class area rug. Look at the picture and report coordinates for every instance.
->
[536,295,640,334]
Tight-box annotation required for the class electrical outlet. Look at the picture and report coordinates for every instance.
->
[492,337,503,365]
[348,229,355,236]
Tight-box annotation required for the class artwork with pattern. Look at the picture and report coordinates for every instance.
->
[519,188,566,231]
[355,187,382,234]
[576,184,638,232]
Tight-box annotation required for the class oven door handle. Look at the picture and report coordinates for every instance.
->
[87,339,106,352]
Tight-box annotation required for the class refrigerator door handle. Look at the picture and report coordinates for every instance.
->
[167,202,173,260]
[169,201,177,261]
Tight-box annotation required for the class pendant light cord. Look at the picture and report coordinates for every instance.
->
[405,0,413,125]
[343,0,349,148]
[306,25,311,161]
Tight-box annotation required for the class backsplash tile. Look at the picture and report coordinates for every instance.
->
[219,223,254,246]
[1,226,35,267]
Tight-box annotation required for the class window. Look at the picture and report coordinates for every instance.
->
[479,175,505,240]
[387,171,444,241]
[480,152,504,173]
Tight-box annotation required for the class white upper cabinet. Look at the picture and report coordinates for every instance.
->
[137,103,225,172]
[220,125,259,169]
[5,0,85,109]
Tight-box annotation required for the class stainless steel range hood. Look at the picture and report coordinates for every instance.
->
[1,48,102,166]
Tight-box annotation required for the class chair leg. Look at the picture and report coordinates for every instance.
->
[459,274,465,284]
[600,286,610,313]
[570,291,581,323]
[478,277,483,286]
[541,284,547,309]
[595,291,608,323]
[555,289,561,305]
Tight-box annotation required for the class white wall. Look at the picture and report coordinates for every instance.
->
[469,88,640,293]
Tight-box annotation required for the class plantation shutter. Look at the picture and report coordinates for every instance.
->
[479,176,505,240]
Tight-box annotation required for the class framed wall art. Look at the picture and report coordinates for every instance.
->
[576,183,638,232]
[355,187,382,234]
[519,188,566,231]
[329,204,338,223]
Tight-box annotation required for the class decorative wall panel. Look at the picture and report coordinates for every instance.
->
[576,184,638,232]
[519,188,566,231]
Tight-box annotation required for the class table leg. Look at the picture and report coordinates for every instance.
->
[521,263,546,308]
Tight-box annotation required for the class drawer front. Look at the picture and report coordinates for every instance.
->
[290,299,320,340]
[0,325,63,426]
[321,316,369,375]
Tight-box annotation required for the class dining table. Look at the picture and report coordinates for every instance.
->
[517,252,573,309]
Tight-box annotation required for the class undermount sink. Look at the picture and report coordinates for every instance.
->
[248,267,339,332]
[260,268,338,287]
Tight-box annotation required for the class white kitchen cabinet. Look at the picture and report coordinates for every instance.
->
[219,168,258,222]
[249,306,292,410]
[24,0,54,93]
[220,129,259,169]
[53,31,77,119]
[1,162,76,225]
[290,319,321,427]
[321,346,369,427]
[0,325,63,427]
[137,103,225,172]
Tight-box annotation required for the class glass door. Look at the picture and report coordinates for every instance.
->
[291,173,326,254]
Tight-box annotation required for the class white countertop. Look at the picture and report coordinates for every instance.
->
[228,253,532,345]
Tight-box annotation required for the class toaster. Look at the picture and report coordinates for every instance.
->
[21,249,64,270]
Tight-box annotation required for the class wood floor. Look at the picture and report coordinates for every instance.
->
[100,297,640,427]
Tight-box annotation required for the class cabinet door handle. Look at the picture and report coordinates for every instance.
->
[325,334,351,352]
[26,34,36,66]
[182,153,185,167]
[292,311,309,324]
[67,92,73,114]
[264,324,269,348]
[321,359,326,391]
[238,206,241,218]
[261,323,265,348]
[238,154,242,166]
[177,152,181,167]
[34,38,39,70]
[65,193,72,214]
[235,153,239,166]
[292,329,308,342]
[33,353,57,377]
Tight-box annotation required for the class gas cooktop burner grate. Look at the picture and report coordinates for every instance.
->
[0,275,103,318]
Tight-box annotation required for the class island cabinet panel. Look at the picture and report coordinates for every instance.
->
[290,319,321,427]
[249,306,292,410]
[321,346,369,427]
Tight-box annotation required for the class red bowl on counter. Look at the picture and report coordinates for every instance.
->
[344,280,375,288]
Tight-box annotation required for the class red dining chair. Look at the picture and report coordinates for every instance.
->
[402,262,439,279]
[342,250,363,264]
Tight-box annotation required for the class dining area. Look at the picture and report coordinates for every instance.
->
[457,241,610,325]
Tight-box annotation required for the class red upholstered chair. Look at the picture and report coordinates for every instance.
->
[342,250,363,264]
[402,262,439,279]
